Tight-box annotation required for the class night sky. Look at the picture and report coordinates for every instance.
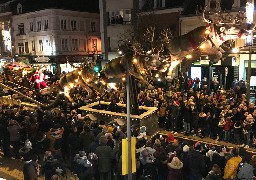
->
[9,0,99,14]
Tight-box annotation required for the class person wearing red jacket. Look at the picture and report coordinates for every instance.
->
[223,116,233,142]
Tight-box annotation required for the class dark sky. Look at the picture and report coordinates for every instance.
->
[182,0,247,15]
[10,0,99,14]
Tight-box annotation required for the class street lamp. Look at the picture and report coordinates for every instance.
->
[246,0,254,101]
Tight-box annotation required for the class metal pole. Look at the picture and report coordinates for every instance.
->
[246,45,252,101]
[246,0,254,101]
[224,75,226,89]
[126,56,132,180]
[208,63,211,88]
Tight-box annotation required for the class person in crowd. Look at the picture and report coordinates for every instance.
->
[95,135,113,180]
[167,156,183,180]
[223,114,233,142]
[243,114,254,148]
[171,101,180,132]
[183,101,192,135]
[7,119,22,159]
[237,155,256,180]
[187,142,205,180]
[23,153,39,180]
[223,148,242,180]
[79,125,94,154]
[158,102,167,128]
[205,164,223,180]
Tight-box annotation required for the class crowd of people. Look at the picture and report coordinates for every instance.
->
[1,74,256,180]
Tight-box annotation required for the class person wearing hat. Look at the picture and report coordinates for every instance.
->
[167,156,183,180]
[95,135,113,180]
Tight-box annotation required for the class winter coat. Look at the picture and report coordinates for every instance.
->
[167,168,183,180]
[223,155,242,180]
[183,106,192,123]
[23,161,38,180]
[7,124,21,142]
[95,145,113,173]
[237,163,254,180]
[79,131,94,154]
[187,150,205,180]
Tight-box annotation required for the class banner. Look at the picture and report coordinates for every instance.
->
[122,137,136,175]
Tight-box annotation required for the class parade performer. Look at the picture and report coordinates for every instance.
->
[34,68,47,89]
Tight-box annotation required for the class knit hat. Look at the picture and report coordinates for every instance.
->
[107,126,114,133]
[168,157,183,170]
[168,133,175,143]
[174,101,180,106]
[194,142,201,150]
[140,126,147,133]
[183,145,190,152]
[24,139,32,149]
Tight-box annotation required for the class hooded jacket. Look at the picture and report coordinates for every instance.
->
[223,155,242,179]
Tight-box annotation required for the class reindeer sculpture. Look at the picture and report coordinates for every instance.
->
[58,64,100,102]
[140,7,256,77]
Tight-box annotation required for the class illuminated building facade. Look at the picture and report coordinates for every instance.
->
[12,6,101,66]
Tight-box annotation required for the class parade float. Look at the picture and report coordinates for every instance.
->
[0,2,254,135]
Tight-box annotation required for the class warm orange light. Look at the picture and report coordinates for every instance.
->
[186,54,192,59]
